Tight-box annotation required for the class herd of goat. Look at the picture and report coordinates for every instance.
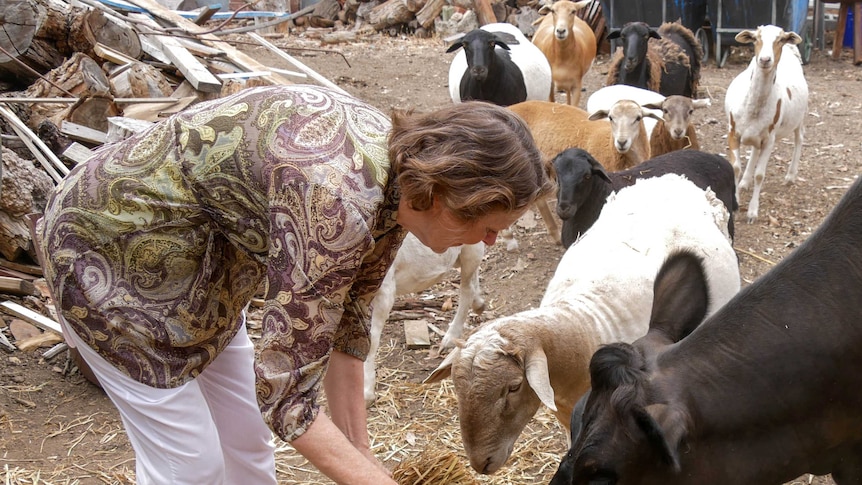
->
[363,3,862,484]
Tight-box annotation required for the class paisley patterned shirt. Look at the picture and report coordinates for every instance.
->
[38,85,405,442]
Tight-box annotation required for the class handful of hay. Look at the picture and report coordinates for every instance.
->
[391,447,480,485]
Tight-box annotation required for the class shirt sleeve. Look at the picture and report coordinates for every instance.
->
[255,181,374,442]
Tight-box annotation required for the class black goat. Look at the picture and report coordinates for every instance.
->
[553,148,737,247]
[550,173,862,485]
[606,21,703,98]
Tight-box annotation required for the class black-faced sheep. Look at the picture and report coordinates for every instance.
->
[531,0,597,106]
[424,174,740,475]
[553,148,737,248]
[447,22,552,106]
[606,21,703,98]
[725,25,808,223]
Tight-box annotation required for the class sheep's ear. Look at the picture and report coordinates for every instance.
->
[606,29,621,40]
[588,109,609,121]
[649,28,662,39]
[573,0,592,10]
[423,347,461,383]
[641,101,663,111]
[586,152,611,182]
[494,39,512,51]
[782,31,803,45]
[525,346,557,411]
[735,30,757,44]
[446,41,464,53]
[692,98,711,109]
[642,108,664,121]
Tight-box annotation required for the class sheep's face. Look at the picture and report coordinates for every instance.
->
[615,22,659,73]
[606,101,644,153]
[543,0,590,41]
[450,340,543,474]
[662,96,695,140]
[736,25,801,72]
[553,149,602,220]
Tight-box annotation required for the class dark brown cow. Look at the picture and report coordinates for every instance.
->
[551,174,862,485]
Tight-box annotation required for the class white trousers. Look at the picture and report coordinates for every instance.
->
[67,321,277,485]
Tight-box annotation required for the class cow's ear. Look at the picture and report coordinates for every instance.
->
[635,404,686,473]
[644,250,709,348]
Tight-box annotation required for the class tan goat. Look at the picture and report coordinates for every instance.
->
[532,0,597,106]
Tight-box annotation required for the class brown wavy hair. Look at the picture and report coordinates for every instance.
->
[388,101,552,221]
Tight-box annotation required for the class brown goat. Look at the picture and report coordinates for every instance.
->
[532,0,597,106]
[643,95,711,157]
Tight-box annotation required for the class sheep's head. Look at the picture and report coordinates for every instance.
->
[552,148,610,220]
[608,22,661,73]
[735,24,801,71]
[446,29,513,82]
[424,319,556,475]
[590,100,661,154]
[538,0,592,41]
[643,96,711,140]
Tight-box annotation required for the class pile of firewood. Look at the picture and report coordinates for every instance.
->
[0,0,328,269]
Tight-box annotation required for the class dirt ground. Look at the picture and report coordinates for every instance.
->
[2,29,862,484]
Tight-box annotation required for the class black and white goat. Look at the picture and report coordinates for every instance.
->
[447,22,552,106]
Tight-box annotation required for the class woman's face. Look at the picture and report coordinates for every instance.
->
[399,197,526,253]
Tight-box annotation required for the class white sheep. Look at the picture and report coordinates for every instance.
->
[424,173,740,475]
[725,24,809,223]
[532,0,597,106]
[586,84,665,143]
[509,99,660,172]
[364,234,484,406]
[447,22,552,106]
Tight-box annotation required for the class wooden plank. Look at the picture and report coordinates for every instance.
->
[61,121,108,144]
[0,104,68,183]
[121,96,197,122]
[130,15,222,93]
[248,33,348,94]
[62,142,95,165]
[17,331,63,351]
[43,342,69,359]
[0,329,15,352]
[0,258,43,277]
[93,42,138,66]
[404,319,431,349]
[0,300,63,334]
[0,277,37,296]
[123,0,295,85]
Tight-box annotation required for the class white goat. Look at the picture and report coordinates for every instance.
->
[448,22,552,105]
[424,174,740,475]
[364,234,484,405]
[725,24,809,223]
